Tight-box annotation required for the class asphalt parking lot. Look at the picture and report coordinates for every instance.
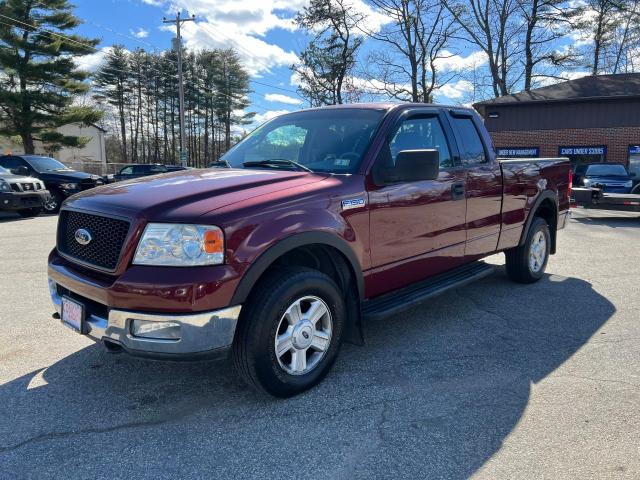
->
[0,209,638,479]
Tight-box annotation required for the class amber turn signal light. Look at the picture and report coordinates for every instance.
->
[203,229,224,254]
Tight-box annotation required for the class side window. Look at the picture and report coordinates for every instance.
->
[119,166,133,175]
[149,165,166,173]
[452,117,486,165]
[388,117,453,168]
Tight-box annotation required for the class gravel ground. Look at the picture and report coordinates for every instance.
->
[0,208,638,479]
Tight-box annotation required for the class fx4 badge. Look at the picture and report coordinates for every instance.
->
[341,198,366,210]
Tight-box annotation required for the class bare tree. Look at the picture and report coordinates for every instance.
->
[520,0,578,90]
[293,0,364,106]
[361,0,457,102]
[444,0,525,97]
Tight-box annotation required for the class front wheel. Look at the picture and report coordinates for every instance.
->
[232,267,345,397]
[43,190,63,214]
[505,217,550,283]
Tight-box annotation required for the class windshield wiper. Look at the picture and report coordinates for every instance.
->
[243,159,313,173]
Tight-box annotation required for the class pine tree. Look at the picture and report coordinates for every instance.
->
[0,0,102,153]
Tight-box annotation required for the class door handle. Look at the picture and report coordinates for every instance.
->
[451,182,465,200]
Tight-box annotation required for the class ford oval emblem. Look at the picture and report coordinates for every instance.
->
[74,228,93,246]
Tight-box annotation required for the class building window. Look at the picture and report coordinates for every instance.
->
[559,146,607,170]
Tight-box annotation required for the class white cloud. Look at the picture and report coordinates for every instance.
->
[75,46,123,72]
[434,50,487,72]
[435,80,474,100]
[265,93,303,105]
[252,109,291,124]
[131,28,149,39]
[150,0,392,76]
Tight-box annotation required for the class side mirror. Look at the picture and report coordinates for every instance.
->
[381,149,440,184]
[12,166,29,176]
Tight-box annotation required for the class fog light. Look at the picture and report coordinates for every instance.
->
[131,319,181,340]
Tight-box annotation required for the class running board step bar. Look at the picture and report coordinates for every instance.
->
[362,262,495,321]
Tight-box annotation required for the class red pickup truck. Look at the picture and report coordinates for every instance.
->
[48,104,571,396]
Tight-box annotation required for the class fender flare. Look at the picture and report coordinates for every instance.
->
[518,190,558,249]
[230,231,365,305]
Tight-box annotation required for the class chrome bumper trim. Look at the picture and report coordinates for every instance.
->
[49,278,241,355]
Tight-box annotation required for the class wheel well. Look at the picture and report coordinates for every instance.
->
[260,244,364,344]
[535,198,558,254]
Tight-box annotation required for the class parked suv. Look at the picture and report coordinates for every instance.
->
[573,163,633,193]
[0,155,103,213]
[0,165,50,217]
[48,104,571,397]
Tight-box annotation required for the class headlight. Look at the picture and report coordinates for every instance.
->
[59,182,78,190]
[133,223,224,266]
[625,180,633,188]
[583,178,591,187]
[0,179,10,192]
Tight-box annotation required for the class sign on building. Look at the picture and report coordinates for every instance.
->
[496,147,540,157]
[559,146,607,156]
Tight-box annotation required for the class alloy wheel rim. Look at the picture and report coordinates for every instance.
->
[529,230,547,273]
[274,296,332,376]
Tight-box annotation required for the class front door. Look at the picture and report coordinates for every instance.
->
[367,112,467,297]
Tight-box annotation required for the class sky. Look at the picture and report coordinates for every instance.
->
[69,0,592,126]
[69,0,500,124]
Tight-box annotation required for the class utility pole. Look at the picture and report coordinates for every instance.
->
[163,11,195,167]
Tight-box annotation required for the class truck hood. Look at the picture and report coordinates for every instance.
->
[39,170,97,182]
[0,173,37,183]
[64,168,329,220]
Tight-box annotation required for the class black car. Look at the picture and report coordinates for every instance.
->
[114,163,188,181]
[0,154,103,213]
[573,163,634,194]
[0,165,51,217]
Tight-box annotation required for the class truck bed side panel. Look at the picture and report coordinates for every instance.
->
[497,159,571,251]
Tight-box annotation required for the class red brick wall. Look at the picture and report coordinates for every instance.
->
[489,127,640,165]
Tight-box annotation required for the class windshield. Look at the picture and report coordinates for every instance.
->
[0,166,8,174]
[25,156,69,172]
[221,108,386,174]
[585,164,628,176]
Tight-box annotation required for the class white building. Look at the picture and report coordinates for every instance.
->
[0,123,107,174]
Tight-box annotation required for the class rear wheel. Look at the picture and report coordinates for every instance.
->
[17,207,42,217]
[232,267,345,397]
[505,217,550,283]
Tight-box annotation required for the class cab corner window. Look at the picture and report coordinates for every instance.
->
[453,117,486,165]
[387,117,453,169]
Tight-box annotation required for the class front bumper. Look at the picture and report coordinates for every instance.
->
[49,278,242,359]
[0,190,50,211]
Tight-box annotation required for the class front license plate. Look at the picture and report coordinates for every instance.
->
[61,296,85,333]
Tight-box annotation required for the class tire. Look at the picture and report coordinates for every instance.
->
[43,190,63,214]
[632,183,640,195]
[232,267,346,397]
[505,216,551,284]
[17,207,42,217]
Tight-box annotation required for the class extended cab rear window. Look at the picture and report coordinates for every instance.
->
[451,117,487,165]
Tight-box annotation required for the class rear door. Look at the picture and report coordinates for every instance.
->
[448,110,503,257]
[367,109,468,295]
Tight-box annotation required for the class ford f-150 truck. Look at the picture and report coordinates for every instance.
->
[48,104,571,397]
